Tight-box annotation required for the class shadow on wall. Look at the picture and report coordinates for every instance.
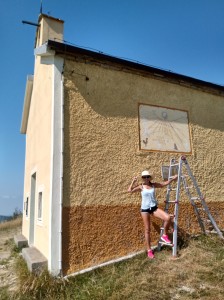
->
[64,59,224,132]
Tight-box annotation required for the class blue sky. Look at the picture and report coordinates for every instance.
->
[1,0,224,216]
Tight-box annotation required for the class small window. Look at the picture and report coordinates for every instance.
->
[38,192,43,220]
[24,197,29,217]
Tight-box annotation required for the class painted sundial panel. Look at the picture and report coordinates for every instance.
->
[139,104,191,153]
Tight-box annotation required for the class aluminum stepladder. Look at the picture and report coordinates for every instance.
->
[158,156,224,257]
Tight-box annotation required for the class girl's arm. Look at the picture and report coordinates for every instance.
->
[154,174,178,188]
[128,177,141,193]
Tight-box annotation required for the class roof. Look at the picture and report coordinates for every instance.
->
[46,39,224,95]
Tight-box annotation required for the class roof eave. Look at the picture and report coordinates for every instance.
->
[46,40,224,94]
[20,75,33,134]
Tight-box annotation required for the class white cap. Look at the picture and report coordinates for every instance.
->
[141,170,152,178]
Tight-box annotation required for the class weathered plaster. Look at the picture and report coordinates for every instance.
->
[62,202,224,274]
[62,58,224,274]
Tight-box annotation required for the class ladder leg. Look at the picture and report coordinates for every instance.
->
[158,158,182,255]
[181,156,224,240]
[158,158,176,251]
[182,175,206,234]
[172,158,182,257]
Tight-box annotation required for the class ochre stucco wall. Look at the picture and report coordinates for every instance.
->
[62,58,224,274]
[22,56,53,259]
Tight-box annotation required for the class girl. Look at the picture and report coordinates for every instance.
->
[128,170,177,258]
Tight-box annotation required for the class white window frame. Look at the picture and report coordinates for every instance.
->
[37,185,44,225]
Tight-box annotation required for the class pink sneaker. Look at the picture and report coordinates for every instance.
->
[147,249,154,259]
[161,235,171,244]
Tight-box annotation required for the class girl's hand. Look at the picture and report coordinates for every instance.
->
[173,174,178,181]
[128,176,140,193]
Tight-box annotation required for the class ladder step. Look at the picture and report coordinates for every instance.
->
[206,230,218,234]
[168,188,177,191]
[185,186,193,189]
[159,241,174,247]
[170,163,179,166]
[191,197,200,200]
[164,200,178,203]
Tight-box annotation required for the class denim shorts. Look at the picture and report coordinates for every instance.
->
[141,206,158,214]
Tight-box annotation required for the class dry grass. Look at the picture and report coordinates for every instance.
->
[0,217,22,232]
[8,234,224,300]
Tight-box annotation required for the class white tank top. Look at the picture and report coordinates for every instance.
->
[141,185,158,209]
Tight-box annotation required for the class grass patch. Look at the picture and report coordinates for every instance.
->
[8,234,224,299]
[0,287,11,300]
[0,259,10,266]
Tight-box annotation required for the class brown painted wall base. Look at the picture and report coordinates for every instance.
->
[62,202,224,275]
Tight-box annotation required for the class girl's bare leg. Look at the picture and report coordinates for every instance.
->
[141,212,151,250]
[153,208,171,235]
